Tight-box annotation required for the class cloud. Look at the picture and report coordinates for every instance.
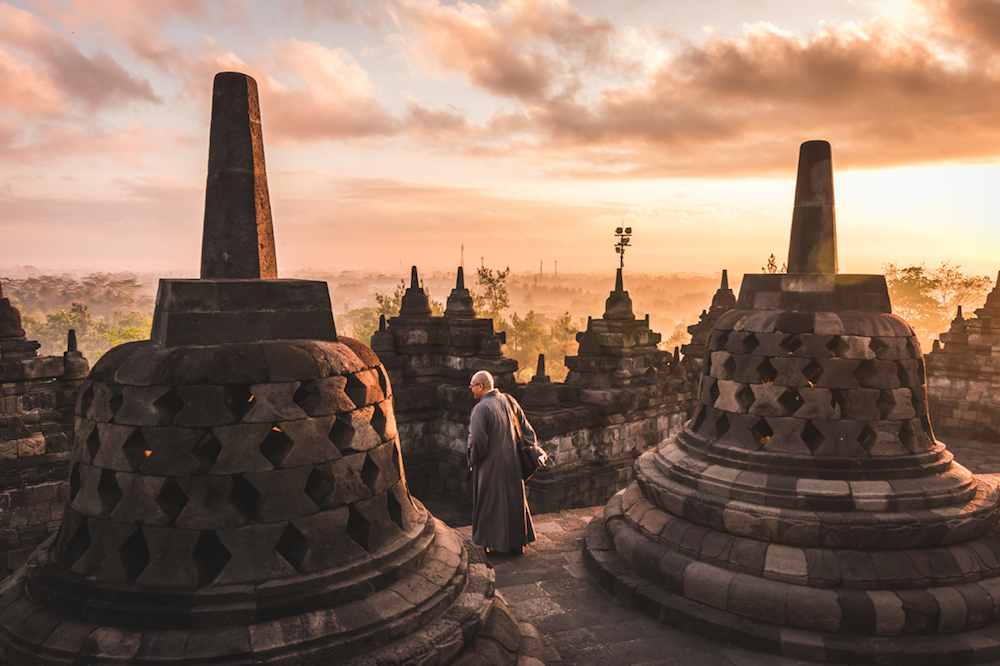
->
[0,3,157,115]
[257,40,398,142]
[392,0,617,100]
[0,120,194,166]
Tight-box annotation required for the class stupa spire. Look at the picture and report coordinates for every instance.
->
[200,72,277,280]
[399,266,432,317]
[445,266,475,317]
[787,140,837,274]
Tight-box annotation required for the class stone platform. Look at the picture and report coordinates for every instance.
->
[425,435,1000,666]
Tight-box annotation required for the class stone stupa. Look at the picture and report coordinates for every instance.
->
[0,72,553,665]
[585,140,1000,664]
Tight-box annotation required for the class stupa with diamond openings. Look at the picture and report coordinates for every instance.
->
[585,140,1000,664]
[0,72,554,665]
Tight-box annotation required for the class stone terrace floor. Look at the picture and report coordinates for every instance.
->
[423,436,1000,666]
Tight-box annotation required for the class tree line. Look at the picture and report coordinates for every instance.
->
[2,273,154,359]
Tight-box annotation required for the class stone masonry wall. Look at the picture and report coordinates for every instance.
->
[0,354,84,579]
[400,383,697,514]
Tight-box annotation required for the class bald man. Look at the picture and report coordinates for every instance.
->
[467,370,544,554]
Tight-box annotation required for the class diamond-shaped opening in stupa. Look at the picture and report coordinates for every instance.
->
[361,454,380,494]
[229,474,261,523]
[899,420,918,452]
[292,380,319,415]
[260,425,294,468]
[736,385,756,412]
[748,417,771,447]
[876,390,897,419]
[156,477,189,526]
[109,390,123,418]
[86,426,101,463]
[97,468,122,514]
[275,522,309,572]
[715,413,731,439]
[345,373,368,409]
[370,404,387,439]
[304,466,334,507]
[225,384,254,422]
[803,359,824,386]
[722,355,737,380]
[69,463,80,502]
[329,417,355,451]
[778,387,803,415]
[858,424,877,453]
[153,387,184,424]
[376,366,389,398]
[119,527,150,584]
[741,332,760,354]
[708,380,720,407]
[758,358,778,384]
[192,530,231,587]
[690,405,707,432]
[192,433,221,474]
[868,337,889,359]
[801,420,825,453]
[122,428,149,472]
[346,504,372,551]
[387,488,405,531]
[781,334,802,355]
[826,336,851,358]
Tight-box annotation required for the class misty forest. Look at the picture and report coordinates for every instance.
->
[2,259,992,381]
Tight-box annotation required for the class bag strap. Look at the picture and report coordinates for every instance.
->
[502,393,525,446]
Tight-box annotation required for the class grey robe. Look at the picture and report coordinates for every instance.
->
[467,389,538,552]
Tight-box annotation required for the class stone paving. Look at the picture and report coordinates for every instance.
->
[424,435,1000,666]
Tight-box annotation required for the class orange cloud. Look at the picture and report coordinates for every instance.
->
[385,0,1000,176]
[257,40,398,142]
[0,3,157,115]
[392,0,616,100]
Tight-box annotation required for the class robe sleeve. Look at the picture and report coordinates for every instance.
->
[468,402,490,467]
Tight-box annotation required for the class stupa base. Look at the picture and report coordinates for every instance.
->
[0,524,557,666]
[584,489,1000,665]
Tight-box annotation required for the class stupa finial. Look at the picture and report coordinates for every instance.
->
[536,353,546,377]
[787,140,837,274]
[456,266,465,290]
[400,266,432,317]
[720,270,729,290]
[200,72,277,279]
[67,329,77,352]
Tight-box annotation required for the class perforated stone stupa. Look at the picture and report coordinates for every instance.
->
[585,140,1000,664]
[0,72,552,665]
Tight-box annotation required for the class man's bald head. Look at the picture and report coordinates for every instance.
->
[470,370,494,400]
[472,371,494,389]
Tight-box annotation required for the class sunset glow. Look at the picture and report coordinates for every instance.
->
[1,0,998,278]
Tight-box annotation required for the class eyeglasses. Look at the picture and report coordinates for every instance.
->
[469,382,483,389]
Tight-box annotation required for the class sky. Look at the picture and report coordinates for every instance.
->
[1,0,999,280]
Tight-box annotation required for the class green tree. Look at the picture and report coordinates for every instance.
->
[883,262,991,350]
[474,266,510,323]
[507,311,578,382]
